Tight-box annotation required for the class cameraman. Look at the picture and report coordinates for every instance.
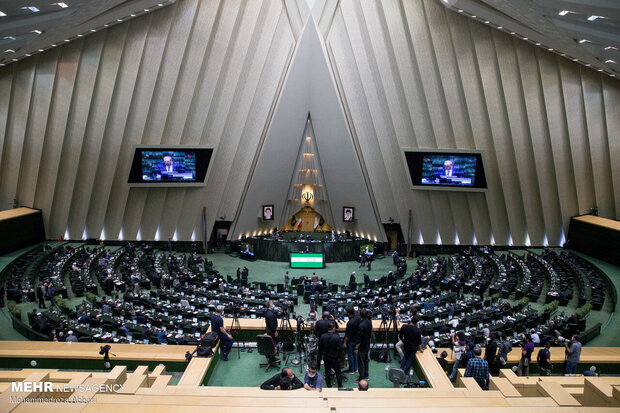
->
[565,334,581,375]
[211,305,233,361]
[537,342,552,376]
[315,311,331,338]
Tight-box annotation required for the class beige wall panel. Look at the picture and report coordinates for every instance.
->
[32,43,82,236]
[216,2,289,222]
[0,59,36,215]
[602,78,620,219]
[558,60,596,216]
[0,71,14,178]
[538,56,579,240]
[47,34,106,238]
[86,16,152,240]
[470,23,520,245]
[493,35,545,245]
[15,51,59,208]
[515,45,563,245]
[67,25,128,239]
[581,72,615,220]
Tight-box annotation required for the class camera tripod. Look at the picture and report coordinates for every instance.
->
[229,309,246,359]
[378,311,399,362]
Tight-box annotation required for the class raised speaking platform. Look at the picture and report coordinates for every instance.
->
[244,235,372,263]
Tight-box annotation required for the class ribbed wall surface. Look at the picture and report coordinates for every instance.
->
[0,0,617,245]
[0,0,299,242]
[320,0,619,246]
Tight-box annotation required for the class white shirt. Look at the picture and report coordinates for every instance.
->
[531,332,540,344]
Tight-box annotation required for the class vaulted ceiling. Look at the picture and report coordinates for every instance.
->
[0,0,176,66]
[439,0,619,77]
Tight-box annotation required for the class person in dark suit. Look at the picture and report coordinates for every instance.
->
[260,367,303,390]
[265,301,278,340]
[485,332,499,375]
[36,283,46,309]
[315,311,331,338]
[154,155,184,178]
[356,308,372,382]
[363,274,370,287]
[319,320,343,388]
[399,313,423,375]
[434,160,461,183]
[343,306,360,374]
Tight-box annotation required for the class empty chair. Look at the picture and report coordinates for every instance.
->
[257,334,280,372]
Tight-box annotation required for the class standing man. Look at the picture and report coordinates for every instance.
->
[565,335,582,375]
[537,342,553,376]
[485,332,499,376]
[36,283,46,309]
[349,272,356,289]
[211,306,233,361]
[318,321,343,388]
[343,306,360,375]
[284,271,290,290]
[265,301,278,341]
[517,334,535,377]
[356,308,372,383]
[399,312,423,375]
[464,346,490,390]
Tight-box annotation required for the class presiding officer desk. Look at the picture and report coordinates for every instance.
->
[2,341,620,412]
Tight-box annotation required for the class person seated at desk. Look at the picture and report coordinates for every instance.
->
[261,367,303,390]
[157,329,168,344]
[437,351,449,371]
[304,361,323,391]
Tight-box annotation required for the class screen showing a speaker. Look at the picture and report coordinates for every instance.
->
[128,147,212,184]
[404,150,487,190]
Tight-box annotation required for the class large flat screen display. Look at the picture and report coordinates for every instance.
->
[290,253,324,269]
[403,149,487,191]
[128,146,213,186]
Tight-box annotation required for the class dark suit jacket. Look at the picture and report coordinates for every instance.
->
[154,162,184,175]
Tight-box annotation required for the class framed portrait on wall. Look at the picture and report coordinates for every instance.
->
[262,205,274,220]
[343,206,354,222]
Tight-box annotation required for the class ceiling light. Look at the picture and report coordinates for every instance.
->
[535,42,541,46]
[21,6,40,12]
[4,49,15,53]
[471,15,476,18]
[53,2,69,8]
[90,29,96,32]
[585,64,591,67]
[484,21,489,24]
[605,46,618,51]
[158,3,164,6]
[497,26,503,29]
[130,14,136,17]
[117,18,122,22]
[558,10,574,16]
[144,8,150,12]
[573,58,578,62]
[587,15,605,21]
[510,32,515,35]
[25,53,30,56]
[3,36,16,40]
[548,48,553,51]
[561,53,566,56]
[598,69,603,72]
[605,59,616,64]
[104,24,108,27]
[523,37,528,40]
[32,29,42,34]
[77,34,83,37]
[578,39,590,44]
[51,44,56,47]
[38,48,43,52]
[0,11,6,17]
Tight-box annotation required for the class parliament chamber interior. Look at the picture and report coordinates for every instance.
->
[0,0,619,412]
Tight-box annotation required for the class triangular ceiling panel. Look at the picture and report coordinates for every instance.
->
[231,17,385,241]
